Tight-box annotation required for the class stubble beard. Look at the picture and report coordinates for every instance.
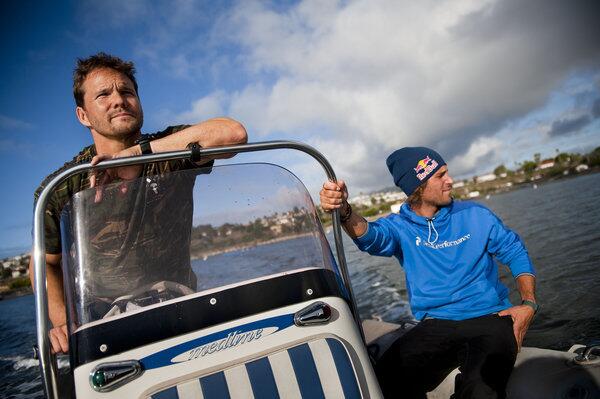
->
[95,111,144,142]
[422,191,452,210]
[437,191,453,206]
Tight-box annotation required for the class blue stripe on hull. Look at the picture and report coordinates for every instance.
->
[288,343,325,399]
[152,386,179,399]
[200,372,230,399]
[151,337,362,399]
[327,338,361,399]
[246,356,280,399]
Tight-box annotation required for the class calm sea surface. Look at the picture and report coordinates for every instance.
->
[1,172,599,397]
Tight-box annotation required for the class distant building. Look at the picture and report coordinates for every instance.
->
[381,191,406,203]
[476,173,496,183]
[348,190,406,207]
[453,181,465,188]
[11,267,27,278]
[537,159,555,170]
[348,194,373,207]
[468,191,480,198]
[1,254,31,278]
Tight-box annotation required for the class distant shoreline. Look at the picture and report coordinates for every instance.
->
[190,232,314,260]
[321,168,600,227]
[448,167,600,206]
[0,287,32,301]
[0,234,316,298]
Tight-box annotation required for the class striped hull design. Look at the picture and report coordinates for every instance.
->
[150,338,361,399]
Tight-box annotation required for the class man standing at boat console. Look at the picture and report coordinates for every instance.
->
[320,147,538,398]
[29,52,248,354]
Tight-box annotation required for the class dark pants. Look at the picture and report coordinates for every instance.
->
[375,314,518,399]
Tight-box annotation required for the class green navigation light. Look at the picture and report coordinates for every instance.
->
[92,371,106,387]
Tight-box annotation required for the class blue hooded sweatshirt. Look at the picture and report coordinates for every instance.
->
[354,200,535,321]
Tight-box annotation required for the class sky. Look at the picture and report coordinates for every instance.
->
[1,0,599,257]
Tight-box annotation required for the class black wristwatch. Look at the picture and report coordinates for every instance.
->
[521,300,539,314]
[135,137,153,155]
[187,142,202,163]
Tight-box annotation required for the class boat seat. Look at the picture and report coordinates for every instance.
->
[363,320,600,398]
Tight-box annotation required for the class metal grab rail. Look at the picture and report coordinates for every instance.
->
[33,140,363,399]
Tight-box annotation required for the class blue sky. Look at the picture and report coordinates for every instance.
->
[1,0,599,257]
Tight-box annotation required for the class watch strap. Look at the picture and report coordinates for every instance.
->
[521,299,539,314]
[136,137,153,155]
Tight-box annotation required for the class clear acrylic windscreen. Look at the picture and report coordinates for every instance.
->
[59,162,337,330]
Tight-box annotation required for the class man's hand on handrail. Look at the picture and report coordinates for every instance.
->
[90,152,142,203]
[49,324,69,354]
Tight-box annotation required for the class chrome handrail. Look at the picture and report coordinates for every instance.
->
[33,141,364,398]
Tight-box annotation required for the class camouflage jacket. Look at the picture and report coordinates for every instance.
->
[33,125,212,300]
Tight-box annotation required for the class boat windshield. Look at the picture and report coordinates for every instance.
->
[59,162,337,330]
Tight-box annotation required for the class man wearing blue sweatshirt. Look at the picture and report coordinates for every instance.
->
[320,147,537,399]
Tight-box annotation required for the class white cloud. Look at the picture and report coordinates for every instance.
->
[77,0,152,29]
[175,1,597,190]
[448,136,503,177]
[174,91,227,124]
[0,114,34,131]
[149,0,600,192]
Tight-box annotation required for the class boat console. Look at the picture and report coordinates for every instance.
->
[33,142,382,398]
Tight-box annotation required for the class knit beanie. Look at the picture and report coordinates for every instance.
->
[386,147,446,196]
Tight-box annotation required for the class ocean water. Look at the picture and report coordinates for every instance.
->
[0,294,44,398]
[481,172,600,350]
[1,172,599,397]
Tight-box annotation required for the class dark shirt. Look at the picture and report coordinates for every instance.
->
[34,125,199,254]
[34,125,212,300]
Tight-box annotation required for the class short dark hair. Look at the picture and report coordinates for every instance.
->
[406,182,427,208]
[73,52,138,107]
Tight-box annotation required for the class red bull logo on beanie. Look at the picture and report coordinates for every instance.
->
[414,156,438,181]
